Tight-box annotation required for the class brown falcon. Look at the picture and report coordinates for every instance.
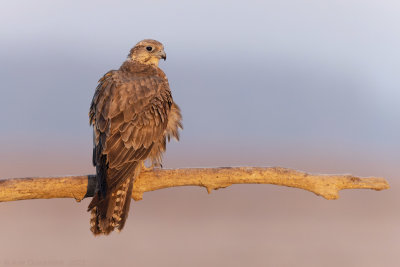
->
[88,39,182,235]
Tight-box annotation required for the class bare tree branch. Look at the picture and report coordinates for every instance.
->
[0,167,389,203]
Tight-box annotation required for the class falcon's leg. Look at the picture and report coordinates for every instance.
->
[141,161,151,172]
[151,162,163,169]
[141,161,162,172]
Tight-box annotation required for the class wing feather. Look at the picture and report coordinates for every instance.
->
[90,68,172,192]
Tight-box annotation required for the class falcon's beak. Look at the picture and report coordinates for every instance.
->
[158,50,167,61]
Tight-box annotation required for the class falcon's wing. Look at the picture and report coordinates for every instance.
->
[89,70,172,197]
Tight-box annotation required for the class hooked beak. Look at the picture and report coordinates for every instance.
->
[158,50,167,61]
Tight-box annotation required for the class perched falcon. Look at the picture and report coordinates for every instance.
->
[88,39,182,235]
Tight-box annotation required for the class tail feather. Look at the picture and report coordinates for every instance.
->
[88,164,140,236]
[117,176,135,231]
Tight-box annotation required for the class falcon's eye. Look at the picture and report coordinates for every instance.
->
[146,46,153,51]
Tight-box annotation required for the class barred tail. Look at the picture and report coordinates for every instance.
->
[88,165,139,235]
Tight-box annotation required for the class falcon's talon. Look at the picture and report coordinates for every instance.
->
[141,162,153,172]
[152,162,163,169]
[141,162,163,172]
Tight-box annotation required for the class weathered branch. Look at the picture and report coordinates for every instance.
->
[0,167,389,202]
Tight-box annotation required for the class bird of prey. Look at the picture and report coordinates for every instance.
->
[88,39,182,235]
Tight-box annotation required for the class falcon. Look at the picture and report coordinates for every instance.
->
[88,39,182,235]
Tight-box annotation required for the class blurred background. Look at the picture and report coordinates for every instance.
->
[0,0,399,266]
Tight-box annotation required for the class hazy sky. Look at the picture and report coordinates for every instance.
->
[1,0,399,174]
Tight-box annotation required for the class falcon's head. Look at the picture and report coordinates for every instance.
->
[128,39,166,66]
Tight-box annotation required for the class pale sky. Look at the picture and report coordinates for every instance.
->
[1,0,399,174]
